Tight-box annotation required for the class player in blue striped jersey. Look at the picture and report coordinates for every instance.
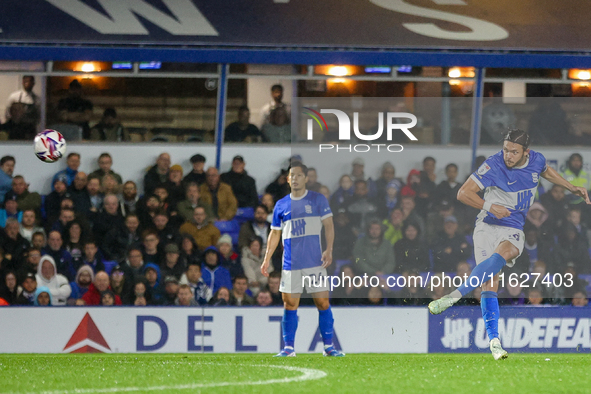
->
[429,128,590,360]
[261,162,344,357]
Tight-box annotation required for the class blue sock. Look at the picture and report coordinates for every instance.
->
[282,309,298,348]
[481,291,500,340]
[456,253,505,297]
[318,307,334,347]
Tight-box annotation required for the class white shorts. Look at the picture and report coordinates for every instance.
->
[280,267,329,294]
[473,222,524,267]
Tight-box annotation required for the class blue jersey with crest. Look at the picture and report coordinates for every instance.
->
[470,150,547,231]
[271,190,333,270]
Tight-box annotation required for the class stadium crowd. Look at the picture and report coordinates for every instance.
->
[0,149,589,308]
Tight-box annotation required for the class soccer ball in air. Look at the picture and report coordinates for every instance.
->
[34,130,67,163]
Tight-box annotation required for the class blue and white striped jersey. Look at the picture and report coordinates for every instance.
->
[271,190,333,270]
[470,150,548,231]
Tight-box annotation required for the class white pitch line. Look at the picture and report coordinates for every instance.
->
[20,364,327,394]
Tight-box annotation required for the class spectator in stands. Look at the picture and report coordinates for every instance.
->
[154,185,171,214]
[330,265,364,306]
[87,175,103,213]
[572,291,589,307]
[225,106,263,142]
[399,196,426,239]
[128,279,152,306]
[45,176,70,221]
[179,234,201,267]
[164,165,185,213]
[109,265,130,302]
[143,263,163,304]
[141,229,163,266]
[528,100,568,145]
[261,193,275,222]
[100,290,116,306]
[1,103,36,141]
[209,286,231,306]
[383,207,404,246]
[526,288,544,306]
[330,174,355,211]
[394,222,430,273]
[241,235,269,293]
[305,168,322,192]
[431,216,470,273]
[345,179,379,232]
[9,176,41,215]
[425,199,455,244]
[523,223,556,273]
[420,156,437,196]
[400,169,420,198]
[0,270,20,305]
[319,185,331,202]
[91,194,124,246]
[394,269,428,306]
[90,153,122,184]
[152,210,181,246]
[255,289,273,306]
[561,153,591,204]
[101,174,121,196]
[0,193,22,227]
[67,172,90,214]
[177,182,214,223]
[42,230,75,281]
[162,276,179,305]
[48,206,75,235]
[68,265,93,303]
[137,194,161,228]
[34,287,52,306]
[51,153,80,190]
[374,162,398,197]
[31,231,45,250]
[20,247,41,279]
[566,207,589,247]
[57,79,93,139]
[160,243,185,280]
[184,154,206,186]
[265,168,289,203]
[16,272,36,305]
[266,271,282,305]
[63,220,86,267]
[121,247,144,284]
[5,75,40,134]
[525,202,555,244]
[231,274,254,306]
[380,180,402,217]
[332,208,356,263]
[176,283,199,306]
[119,181,139,216]
[144,153,170,195]
[221,156,259,209]
[0,155,15,204]
[556,222,591,274]
[352,219,395,276]
[200,167,238,220]
[179,262,211,305]
[179,207,220,252]
[201,246,232,294]
[35,255,71,305]
[217,234,242,279]
[435,163,461,207]
[82,271,121,305]
[238,205,270,250]
[262,107,291,143]
[260,84,291,128]
[90,108,128,142]
[499,281,526,305]
[81,239,106,274]
[2,218,29,271]
[349,158,376,195]
[540,184,569,230]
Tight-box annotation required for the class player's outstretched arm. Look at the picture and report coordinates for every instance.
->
[261,229,282,277]
[541,166,591,204]
[321,217,334,268]
[457,177,510,219]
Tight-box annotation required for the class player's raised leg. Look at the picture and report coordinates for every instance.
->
[312,291,344,357]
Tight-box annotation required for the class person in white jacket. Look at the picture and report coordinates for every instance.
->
[36,255,72,306]
[241,236,272,294]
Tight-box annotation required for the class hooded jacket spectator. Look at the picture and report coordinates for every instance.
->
[69,265,94,300]
[35,255,71,305]
[143,263,164,303]
[201,247,232,294]
[33,286,53,306]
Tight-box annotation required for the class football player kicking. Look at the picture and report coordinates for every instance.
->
[429,128,590,359]
[261,161,344,357]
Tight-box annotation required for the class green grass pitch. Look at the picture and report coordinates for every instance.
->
[1,354,590,394]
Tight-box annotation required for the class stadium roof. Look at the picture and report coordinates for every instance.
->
[2,0,591,68]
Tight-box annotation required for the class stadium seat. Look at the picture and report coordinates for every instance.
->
[103,261,118,276]
[214,219,241,233]
[235,207,255,224]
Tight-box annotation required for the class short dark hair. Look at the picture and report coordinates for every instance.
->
[67,152,80,160]
[0,156,15,166]
[289,161,308,176]
[255,204,268,214]
[268,271,281,279]
[504,128,530,149]
[238,105,249,114]
[445,163,458,171]
[98,152,112,160]
[233,274,248,283]
[271,84,283,92]
[423,156,436,164]
[103,108,117,118]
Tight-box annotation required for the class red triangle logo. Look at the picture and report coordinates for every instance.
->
[64,312,111,352]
